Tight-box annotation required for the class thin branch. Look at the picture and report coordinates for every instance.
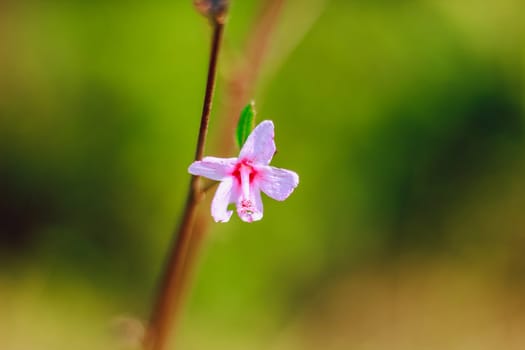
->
[173,2,330,333]
[217,0,286,155]
[172,0,289,303]
[145,0,324,348]
[144,21,224,350]
[142,3,289,347]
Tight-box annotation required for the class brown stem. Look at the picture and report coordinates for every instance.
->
[170,0,289,322]
[217,0,286,155]
[178,0,288,299]
[144,21,224,350]
[144,0,304,347]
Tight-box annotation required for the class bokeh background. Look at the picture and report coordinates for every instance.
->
[1,0,524,349]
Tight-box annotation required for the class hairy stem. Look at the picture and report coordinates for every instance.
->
[144,21,224,350]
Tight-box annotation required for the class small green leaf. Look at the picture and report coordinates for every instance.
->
[236,101,256,148]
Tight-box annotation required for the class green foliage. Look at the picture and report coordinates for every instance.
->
[236,101,256,149]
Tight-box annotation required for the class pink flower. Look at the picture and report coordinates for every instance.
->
[188,120,299,223]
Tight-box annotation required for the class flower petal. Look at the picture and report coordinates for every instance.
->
[239,120,276,165]
[236,186,263,223]
[211,178,235,223]
[259,166,299,201]
[188,156,237,181]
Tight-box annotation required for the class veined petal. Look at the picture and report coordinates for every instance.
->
[259,166,299,201]
[236,185,263,223]
[239,120,276,165]
[188,156,237,181]
[211,178,235,223]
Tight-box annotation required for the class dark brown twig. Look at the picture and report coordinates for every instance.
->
[172,1,289,310]
[152,4,290,345]
[144,0,319,347]
[144,21,224,350]
[167,0,289,320]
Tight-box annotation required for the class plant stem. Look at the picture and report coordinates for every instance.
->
[167,1,290,337]
[216,0,285,154]
[156,4,290,345]
[144,21,224,350]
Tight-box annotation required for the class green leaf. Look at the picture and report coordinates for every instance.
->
[236,101,256,148]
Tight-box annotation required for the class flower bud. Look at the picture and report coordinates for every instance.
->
[193,0,229,24]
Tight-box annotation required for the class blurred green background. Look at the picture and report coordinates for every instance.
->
[1,0,524,349]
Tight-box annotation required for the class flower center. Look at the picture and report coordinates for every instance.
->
[231,161,259,221]
[231,160,257,186]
